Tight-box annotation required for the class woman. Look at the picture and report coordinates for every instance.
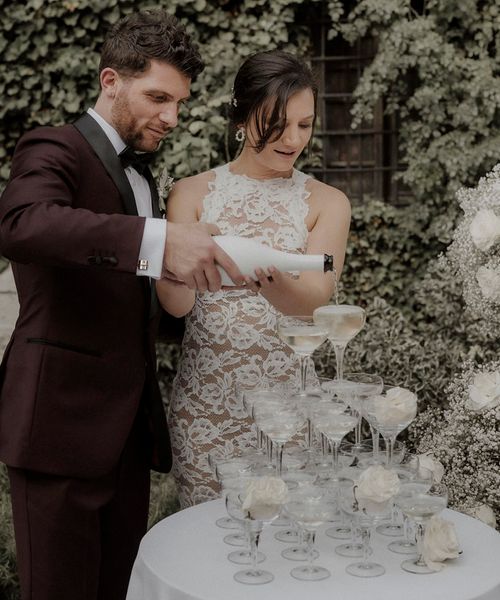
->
[157,50,351,507]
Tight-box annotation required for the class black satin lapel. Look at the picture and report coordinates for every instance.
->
[73,113,138,216]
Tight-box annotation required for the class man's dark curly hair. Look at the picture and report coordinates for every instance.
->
[99,9,204,80]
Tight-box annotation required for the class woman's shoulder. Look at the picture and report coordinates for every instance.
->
[172,169,217,196]
[304,176,351,214]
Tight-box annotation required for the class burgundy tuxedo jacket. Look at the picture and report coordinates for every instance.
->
[0,113,171,478]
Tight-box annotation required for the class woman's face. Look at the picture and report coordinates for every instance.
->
[245,87,315,174]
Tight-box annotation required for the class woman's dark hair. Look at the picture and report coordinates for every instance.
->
[230,50,318,152]
[99,9,204,81]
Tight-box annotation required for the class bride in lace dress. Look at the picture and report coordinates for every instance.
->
[157,50,351,508]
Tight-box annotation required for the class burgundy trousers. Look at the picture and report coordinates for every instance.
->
[7,414,151,600]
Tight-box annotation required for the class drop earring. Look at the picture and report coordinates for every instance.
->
[235,128,246,143]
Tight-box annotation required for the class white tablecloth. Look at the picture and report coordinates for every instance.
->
[126,499,500,600]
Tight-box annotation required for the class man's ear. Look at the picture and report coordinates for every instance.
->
[100,67,120,99]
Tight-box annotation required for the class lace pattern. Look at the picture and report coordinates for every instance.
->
[169,164,312,507]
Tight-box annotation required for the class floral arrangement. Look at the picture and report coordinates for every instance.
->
[156,165,175,216]
[413,359,500,528]
[446,163,500,335]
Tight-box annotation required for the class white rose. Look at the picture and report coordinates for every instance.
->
[469,209,500,251]
[356,466,400,514]
[422,516,460,571]
[373,387,417,426]
[466,371,500,411]
[241,476,288,520]
[417,453,445,483]
[467,504,497,528]
[476,266,500,302]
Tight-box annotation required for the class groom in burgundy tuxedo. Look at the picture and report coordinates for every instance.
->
[0,9,241,600]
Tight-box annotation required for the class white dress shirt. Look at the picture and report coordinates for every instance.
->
[87,108,166,279]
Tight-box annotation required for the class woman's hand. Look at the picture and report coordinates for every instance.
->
[221,266,288,292]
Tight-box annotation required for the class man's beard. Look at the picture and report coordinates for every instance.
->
[111,92,153,151]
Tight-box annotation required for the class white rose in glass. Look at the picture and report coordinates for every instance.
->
[241,476,288,520]
[356,465,400,514]
[422,516,460,571]
[469,503,497,528]
[469,208,500,251]
[466,371,500,411]
[476,266,500,302]
[417,453,445,483]
[373,387,417,426]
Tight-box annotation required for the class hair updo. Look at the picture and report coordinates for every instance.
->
[230,50,318,153]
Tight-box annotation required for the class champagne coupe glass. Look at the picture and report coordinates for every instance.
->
[389,466,433,555]
[312,304,366,380]
[276,467,317,547]
[398,482,448,574]
[253,394,305,477]
[311,404,357,478]
[328,373,383,452]
[341,481,394,577]
[364,385,417,466]
[283,487,338,580]
[377,452,420,538]
[209,452,254,530]
[226,489,281,585]
[224,484,266,566]
[243,388,285,464]
[277,316,328,394]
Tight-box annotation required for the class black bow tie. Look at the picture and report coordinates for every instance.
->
[119,147,154,175]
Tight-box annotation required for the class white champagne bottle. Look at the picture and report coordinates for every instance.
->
[213,235,334,286]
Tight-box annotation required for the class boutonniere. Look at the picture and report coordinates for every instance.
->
[156,166,175,217]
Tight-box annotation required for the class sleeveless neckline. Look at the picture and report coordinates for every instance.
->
[223,163,298,184]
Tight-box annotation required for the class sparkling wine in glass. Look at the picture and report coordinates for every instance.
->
[284,487,337,580]
[398,482,448,574]
[277,316,328,394]
[363,385,417,466]
[312,304,365,380]
[253,395,305,476]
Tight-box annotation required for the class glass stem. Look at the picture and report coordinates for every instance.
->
[248,525,262,572]
[304,529,315,569]
[388,436,395,466]
[332,440,339,473]
[361,526,371,566]
[333,343,346,380]
[354,409,361,446]
[275,441,284,476]
[414,522,427,567]
[298,355,308,392]
[307,417,313,448]
[370,426,379,459]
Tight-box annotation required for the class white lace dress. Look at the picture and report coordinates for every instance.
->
[169,164,313,508]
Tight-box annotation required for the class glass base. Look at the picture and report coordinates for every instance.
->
[377,523,403,537]
[388,540,417,555]
[216,516,239,530]
[346,561,385,578]
[401,558,437,574]
[228,549,265,565]
[282,546,319,562]
[335,542,370,558]
[291,565,330,581]
[271,515,290,527]
[234,568,274,585]
[223,532,247,547]
[325,525,351,540]
[275,528,299,543]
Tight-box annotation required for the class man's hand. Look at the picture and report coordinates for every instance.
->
[163,222,244,292]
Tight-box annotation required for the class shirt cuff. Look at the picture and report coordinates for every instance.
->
[136,218,167,279]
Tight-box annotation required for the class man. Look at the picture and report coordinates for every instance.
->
[0,9,242,600]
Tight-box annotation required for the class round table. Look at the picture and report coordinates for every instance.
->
[126,499,500,600]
